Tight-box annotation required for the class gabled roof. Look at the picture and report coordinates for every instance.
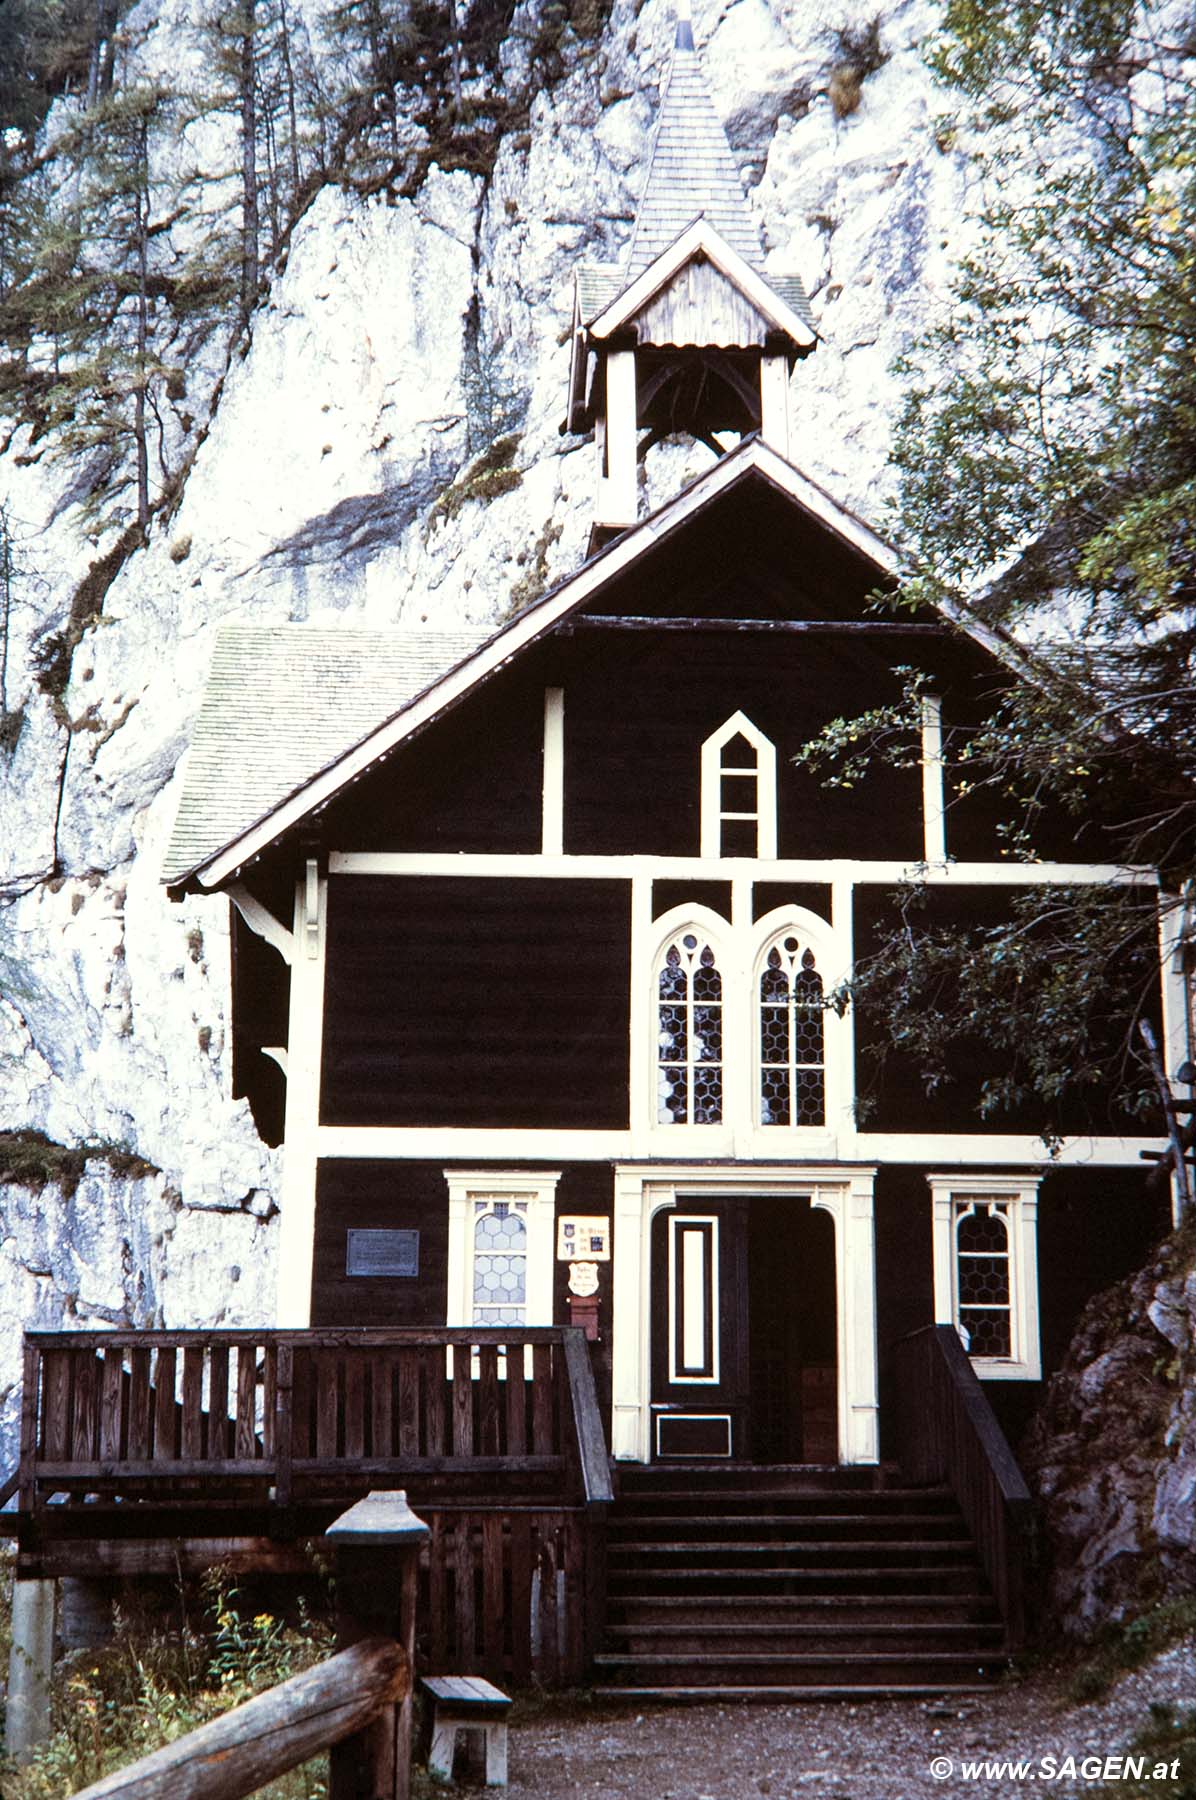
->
[587,217,816,349]
[573,12,814,342]
[165,437,944,893]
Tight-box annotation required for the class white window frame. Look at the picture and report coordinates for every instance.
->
[646,903,845,1152]
[445,1169,560,1329]
[700,712,777,859]
[928,1172,1042,1381]
[753,911,833,1133]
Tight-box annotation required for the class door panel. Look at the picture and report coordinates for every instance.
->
[651,1192,840,1462]
[651,1198,749,1457]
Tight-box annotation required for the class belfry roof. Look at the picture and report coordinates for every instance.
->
[574,10,813,332]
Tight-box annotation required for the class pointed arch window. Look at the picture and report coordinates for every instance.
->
[657,931,723,1124]
[758,932,825,1126]
[700,713,777,859]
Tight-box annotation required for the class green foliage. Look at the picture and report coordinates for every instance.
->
[0,1128,158,1197]
[0,1568,333,1800]
[802,0,1196,1129]
[1064,1595,1196,1703]
[428,431,522,527]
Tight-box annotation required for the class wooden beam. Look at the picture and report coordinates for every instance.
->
[561,615,945,635]
[66,1636,408,1800]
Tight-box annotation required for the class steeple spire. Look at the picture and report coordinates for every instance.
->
[625,2,766,281]
[565,7,816,544]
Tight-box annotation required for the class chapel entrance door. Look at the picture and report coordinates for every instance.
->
[649,1193,838,1462]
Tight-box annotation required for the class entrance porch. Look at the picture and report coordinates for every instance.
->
[2,1321,1030,1699]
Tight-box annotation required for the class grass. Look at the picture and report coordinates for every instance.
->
[0,1562,333,1800]
[1065,1597,1196,1704]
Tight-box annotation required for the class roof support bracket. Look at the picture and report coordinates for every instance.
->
[228,882,294,967]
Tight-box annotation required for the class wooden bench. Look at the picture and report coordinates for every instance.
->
[420,1674,512,1786]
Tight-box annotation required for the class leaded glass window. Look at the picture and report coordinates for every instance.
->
[472,1198,528,1326]
[759,934,825,1126]
[657,932,723,1125]
[954,1200,1011,1357]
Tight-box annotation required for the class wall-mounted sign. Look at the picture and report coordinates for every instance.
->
[346,1228,420,1278]
[556,1215,610,1261]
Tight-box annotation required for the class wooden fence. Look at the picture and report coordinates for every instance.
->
[892,1324,1033,1648]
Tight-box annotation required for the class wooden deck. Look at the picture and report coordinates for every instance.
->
[7,1325,613,1685]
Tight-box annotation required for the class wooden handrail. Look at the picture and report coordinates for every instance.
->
[892,1325,1033,1648]
[22,1327,572,1349]
[65,1636,408,1800]
[561,1328,614,1505]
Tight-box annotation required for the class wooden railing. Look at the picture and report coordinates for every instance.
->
[892,1324,1034,1648]
[17,1326,613,1512]
[14,1326,612,1687]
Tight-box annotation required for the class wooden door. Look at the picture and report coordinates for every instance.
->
[650,1198,750,1459]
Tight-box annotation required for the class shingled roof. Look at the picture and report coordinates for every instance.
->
[575,11,814,333]
[163,626,486,887]
[626,18,766,280]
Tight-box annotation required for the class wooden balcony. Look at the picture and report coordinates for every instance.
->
[7,1326,613,1686]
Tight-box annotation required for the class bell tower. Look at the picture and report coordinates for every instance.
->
[566,1,816,542]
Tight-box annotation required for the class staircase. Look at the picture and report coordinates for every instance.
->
[594,1464,1009,1700]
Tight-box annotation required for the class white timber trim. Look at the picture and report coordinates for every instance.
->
[176,437,1113,892]
[328,851,1156,887]
[310,1127,1165,1166]
[227,883,294,965]
[275,867,327,1326]
[928,1172,1042,1381]
[610,1163,879,1464]
[831,873,857,1148]
[599,347,638,527]
[920,694,946,865]
[759,353,790,456]
[629,868,655,1141]
[444,1169,561,1329]
[668,1212,720,1383]
[587,218,817,350]
[541,687,565,856]
[1158,888,1192,1228]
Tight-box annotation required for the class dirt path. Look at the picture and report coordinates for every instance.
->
[427,1643,1195,1800]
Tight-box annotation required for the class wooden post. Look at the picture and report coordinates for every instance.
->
[327,1490,430,1800]
[5,1578,56,1764]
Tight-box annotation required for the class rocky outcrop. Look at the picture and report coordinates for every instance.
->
[1021,1218,1196,1634]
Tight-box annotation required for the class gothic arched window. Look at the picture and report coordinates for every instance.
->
[657,931,723,1125]
[758,933,825,1126]
[700,713,777,858]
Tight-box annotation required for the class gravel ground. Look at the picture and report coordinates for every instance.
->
[427,1643,1196,1800]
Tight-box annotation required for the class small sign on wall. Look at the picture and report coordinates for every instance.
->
[556,1215,610,1260]
[346,1228,420,1278]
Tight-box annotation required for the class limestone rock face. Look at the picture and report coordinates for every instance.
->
[1021,1224,1196,1633]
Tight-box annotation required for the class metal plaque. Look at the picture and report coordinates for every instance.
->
[346,1228,420,1279]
